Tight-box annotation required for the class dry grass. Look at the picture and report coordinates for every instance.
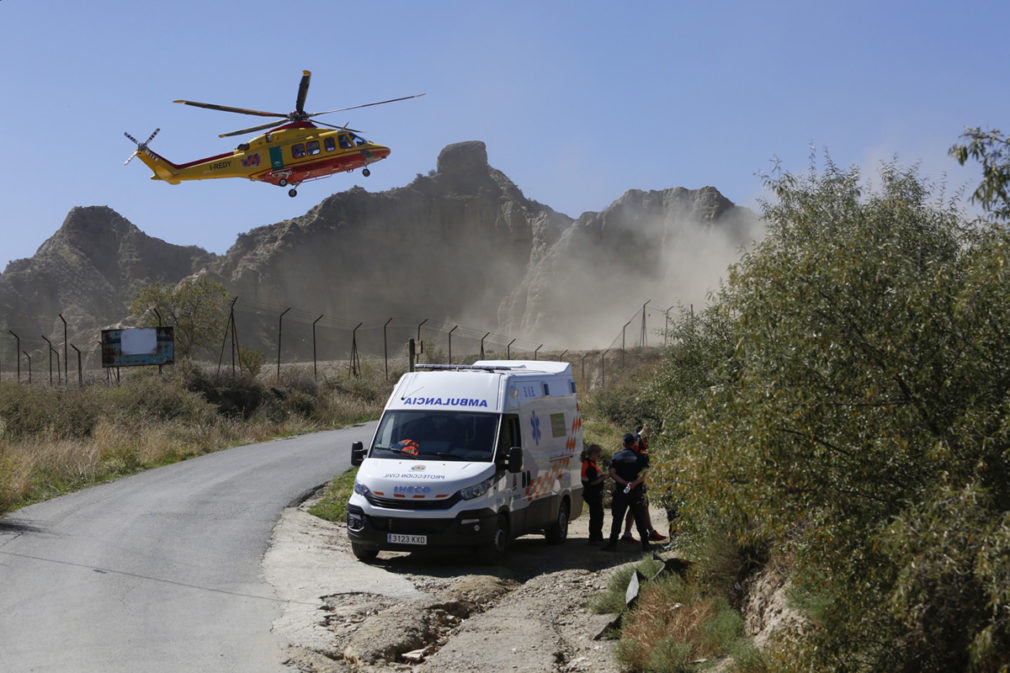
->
[0,367,387,513]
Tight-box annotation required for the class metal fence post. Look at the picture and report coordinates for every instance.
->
[276,307,291,383]
[59,313,68,383]
[71,344,83,387]
[383,318,393,380]
[507,338,517,359]
[448,325,458,364]
[621,320,632,368]
[480,332,490,359]
[312,314,324,380]
[416,319,428,362]
[350,322,363,378]
[664,304,675,347]
[534,344,543,360]
[641,299,651,348]
[8,330,19,383]
[41,335,54,385]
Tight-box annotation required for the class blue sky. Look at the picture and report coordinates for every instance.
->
[1,0,1007,269]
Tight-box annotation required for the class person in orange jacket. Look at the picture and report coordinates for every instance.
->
[580,444,607,544]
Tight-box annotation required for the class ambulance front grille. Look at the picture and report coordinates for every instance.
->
[367,515,454,535]
[365,492,461,510]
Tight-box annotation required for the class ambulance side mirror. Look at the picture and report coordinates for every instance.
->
[351,441,365,466]
[507,447,523,474]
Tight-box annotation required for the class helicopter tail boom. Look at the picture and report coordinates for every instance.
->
[124,129,183,184]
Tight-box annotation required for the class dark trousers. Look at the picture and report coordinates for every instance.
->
[584,488,604,541]
[609,487,649,543]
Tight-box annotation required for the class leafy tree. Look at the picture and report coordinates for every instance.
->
[951,127,1010,220]
[130,276,229,360]
[651,159,1010,671]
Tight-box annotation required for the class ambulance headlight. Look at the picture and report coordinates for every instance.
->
[459,477,494,501]
[353,481,371,497]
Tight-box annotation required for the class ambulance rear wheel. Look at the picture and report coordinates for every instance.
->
[351,543,379,563]
[545,499,570,544]
[477,514,509,564]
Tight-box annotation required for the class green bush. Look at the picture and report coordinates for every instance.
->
[185,368,266,419]
[646,159,1010,671]
[94,374,216,425]
[0,382,98,439]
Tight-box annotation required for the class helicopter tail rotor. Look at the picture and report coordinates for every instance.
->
[124,128,160,165]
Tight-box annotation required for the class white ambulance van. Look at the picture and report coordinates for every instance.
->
[346,360,584,562]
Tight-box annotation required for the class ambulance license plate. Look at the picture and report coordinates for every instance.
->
[388,533,427,545]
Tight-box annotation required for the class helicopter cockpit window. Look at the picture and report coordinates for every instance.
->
[291,144,306,159]
[307,140,320,156]
[324,137,336,152]
[338,134,353,149]
[354,134,368,146]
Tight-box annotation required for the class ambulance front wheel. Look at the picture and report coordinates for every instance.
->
[351,543,379,563]
[477,514,510,564]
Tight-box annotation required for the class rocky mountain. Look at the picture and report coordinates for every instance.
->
[0,141,759,356]
[0,206,214,351]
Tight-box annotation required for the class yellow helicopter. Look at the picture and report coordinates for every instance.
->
[125,71,423,197]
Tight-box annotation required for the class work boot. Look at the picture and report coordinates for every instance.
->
[648,530,667,542]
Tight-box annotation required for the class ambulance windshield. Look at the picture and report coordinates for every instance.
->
[371,410,498,462]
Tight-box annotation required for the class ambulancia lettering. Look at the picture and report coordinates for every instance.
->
[401,397,489,408]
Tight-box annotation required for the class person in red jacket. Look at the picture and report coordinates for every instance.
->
[581,444,607,544]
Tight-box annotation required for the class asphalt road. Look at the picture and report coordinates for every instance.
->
[0,422,376,673]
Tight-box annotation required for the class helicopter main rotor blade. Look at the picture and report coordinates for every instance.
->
[295,70,311,115]
[313,119,365,134]
[218,120,285,138]
[309,93,426,117]
[173,99,287,118]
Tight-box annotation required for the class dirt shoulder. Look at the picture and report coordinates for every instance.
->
[263,497,673,673]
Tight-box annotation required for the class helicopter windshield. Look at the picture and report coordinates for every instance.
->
[352,133,369,146]
[370,410,498,462]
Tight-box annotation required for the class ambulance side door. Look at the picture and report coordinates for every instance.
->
[498,413,530,534]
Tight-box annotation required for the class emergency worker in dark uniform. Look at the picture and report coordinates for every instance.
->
[602,433,651,551]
